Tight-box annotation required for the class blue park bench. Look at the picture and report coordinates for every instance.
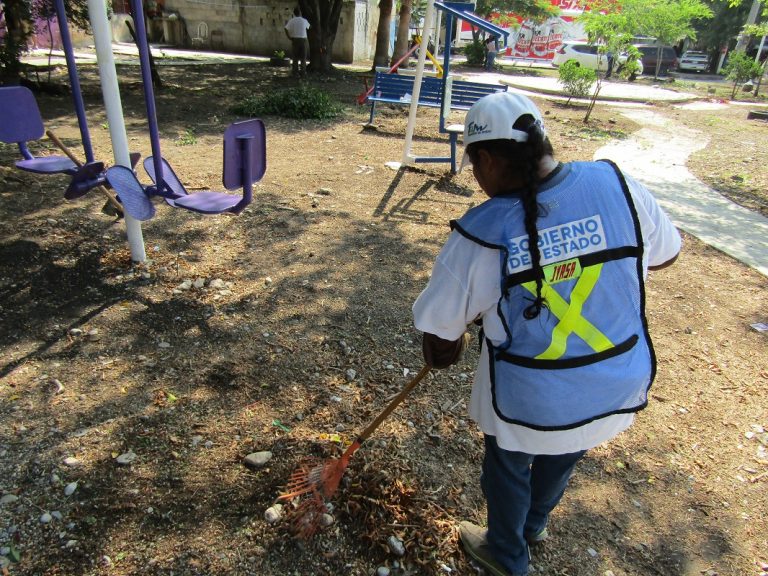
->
[365,72,508,172]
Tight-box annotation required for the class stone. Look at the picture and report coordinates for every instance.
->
[0,494,19,506]
[387,535,405,557]
[264,504,282,524]
[115,451,137,465]
[243,451,273,469]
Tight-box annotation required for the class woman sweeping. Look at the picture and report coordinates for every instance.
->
[413,92,681,576]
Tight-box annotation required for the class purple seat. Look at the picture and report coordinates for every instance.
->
[142,119,267,216]
[106,165,156,221]
[143,156,188,202]
[0,86,79,175]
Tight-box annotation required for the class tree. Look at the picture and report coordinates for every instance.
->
[723,49,763,97]
[577,0,640,121]
[694,0,753,65]
[633,0,713,78]
[0,0,90,82]
[373,0,395,69]
[298,0,345,73]
[391,0,414,67]
[558,59,597,104]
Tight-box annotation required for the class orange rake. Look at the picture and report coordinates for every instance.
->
[279,365,431,537]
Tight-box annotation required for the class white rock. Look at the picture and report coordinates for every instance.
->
[264,277,273,285]
[115,451,137,465]
[320,513,334,527]
[376,567,391,576]
[345,369,357,381]
[0,494,19,506]
[209,279,226,289]
[51,379,65,394]
[40,512,53,524]
[64,482,78,496]
[387,535,405,557]
[264,504,283,524]
[178,280,193,290]
[87,329,100,342]
[51,511,63,521]
[69,328,83,336]
[158,341,171,349]
[65,539,78,548]
[193,278,206,289]
[63,457,82,467]
[243,451,273,469]
[587,547,598,558]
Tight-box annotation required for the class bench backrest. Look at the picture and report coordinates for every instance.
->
[444,78,508,113]
[372,72,444,106]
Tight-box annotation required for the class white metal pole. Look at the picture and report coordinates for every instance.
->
[401,0,436,165]
[87,0,147,262]
[756,35,766,63]
[434,10,442,63]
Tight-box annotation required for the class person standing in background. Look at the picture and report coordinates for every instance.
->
[285,7,310,77]
[485,35,499,71]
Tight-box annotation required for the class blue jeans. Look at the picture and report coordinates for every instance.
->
[481,434,586,576]
[485,51,497,71]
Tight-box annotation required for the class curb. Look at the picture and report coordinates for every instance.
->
[498,78,700,104]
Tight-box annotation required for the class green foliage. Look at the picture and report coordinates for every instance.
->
[464,39,487,67]
[473,0,560,22]
[633,0,713,47]
[723,51,763,98]
[558,60,597,102]
[176,128,197,146]
[273,50,286,59]
[231,86,343,120]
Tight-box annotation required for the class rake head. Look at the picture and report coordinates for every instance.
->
[278,452,353,539]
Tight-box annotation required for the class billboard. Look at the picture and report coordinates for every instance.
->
[459,0,587,61]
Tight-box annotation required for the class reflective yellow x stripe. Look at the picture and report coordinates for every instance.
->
[522,264,614,360]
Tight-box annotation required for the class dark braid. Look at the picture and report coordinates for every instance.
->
[466,115,553,320]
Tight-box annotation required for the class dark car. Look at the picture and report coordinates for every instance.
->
[634,45,679,76]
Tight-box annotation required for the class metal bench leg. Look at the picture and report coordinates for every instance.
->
[449,133,458,174]
[369,101,377,124]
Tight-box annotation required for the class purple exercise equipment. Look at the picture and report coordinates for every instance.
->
[105,0,266,221]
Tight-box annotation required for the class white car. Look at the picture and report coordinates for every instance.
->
[678,51,709,72]
[551,41,643,76]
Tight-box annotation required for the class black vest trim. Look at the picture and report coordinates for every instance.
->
[494,334,639,369]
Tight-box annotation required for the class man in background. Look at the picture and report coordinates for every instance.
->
[285,7,310,77]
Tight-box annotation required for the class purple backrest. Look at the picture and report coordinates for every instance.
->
[222,119,266,191]
[0,86,46,144]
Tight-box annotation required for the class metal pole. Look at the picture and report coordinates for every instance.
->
[401,0,436,165]
[53,0,95,163]
[87,0,146,262]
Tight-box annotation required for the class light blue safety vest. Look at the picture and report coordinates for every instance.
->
[452,160,656,431]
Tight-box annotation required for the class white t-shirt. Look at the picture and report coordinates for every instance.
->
[413,165,681,455]
[285,16,310,39]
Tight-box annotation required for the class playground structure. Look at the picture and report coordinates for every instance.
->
[0,0,126,214]
[363,1,509,172]
[105,0,266,222]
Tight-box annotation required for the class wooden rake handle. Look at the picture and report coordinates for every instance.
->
[355,365,432,445]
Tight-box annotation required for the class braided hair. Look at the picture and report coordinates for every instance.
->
[465,114,554,320]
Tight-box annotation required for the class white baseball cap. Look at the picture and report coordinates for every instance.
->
[459,92,545,172]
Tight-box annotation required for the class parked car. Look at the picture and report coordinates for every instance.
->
[634,44,678,75]
[551,42,644,76]
[678,51,709,72]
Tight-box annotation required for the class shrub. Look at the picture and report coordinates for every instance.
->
[464,39,486,67]
[723,51,763,100]
[558,60,596,104]
[231,85,343,120]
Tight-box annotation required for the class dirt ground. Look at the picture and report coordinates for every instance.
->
[0,61,767,576]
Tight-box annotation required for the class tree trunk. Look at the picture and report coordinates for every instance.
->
[391,0,413,67]
[299,0,344,74]
[0,0,32,82]
[373,0,394,69]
